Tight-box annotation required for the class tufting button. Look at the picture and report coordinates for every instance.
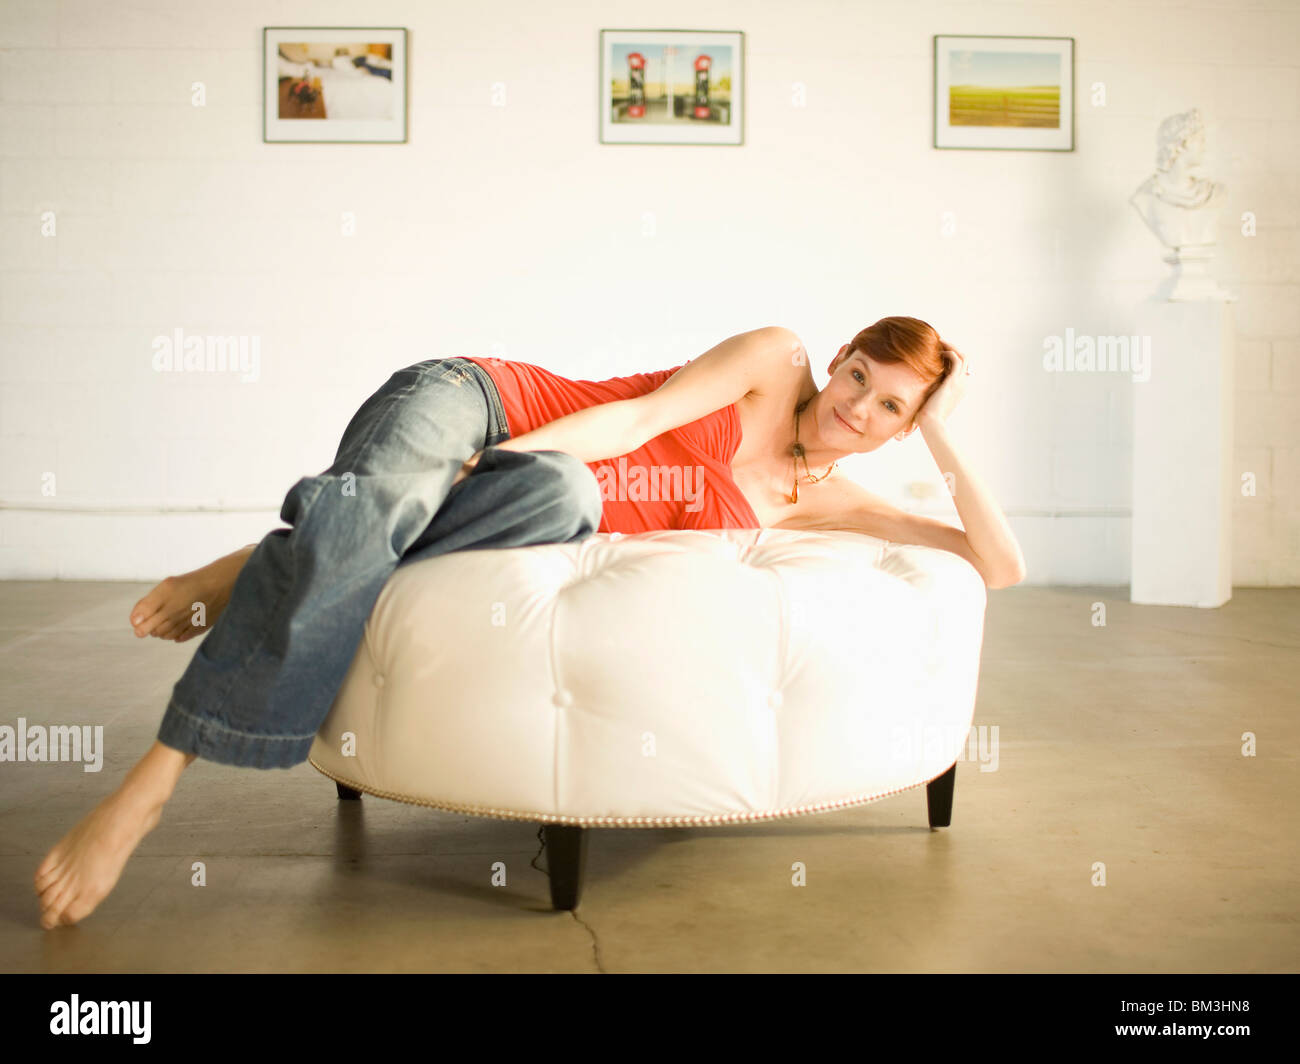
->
[767,689,783,709]
[373,673,386,688]
[553,688,574,708]
[609,532,623,541]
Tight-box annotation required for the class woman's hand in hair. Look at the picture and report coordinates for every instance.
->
[915,347,969,431]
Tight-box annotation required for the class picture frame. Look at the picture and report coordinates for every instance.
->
[599,29,744,145]
[933,35,1074,151]
[263,26,408,143]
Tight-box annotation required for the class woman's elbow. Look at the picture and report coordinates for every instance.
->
[958,534,1025,590]
[984,559,1027,590]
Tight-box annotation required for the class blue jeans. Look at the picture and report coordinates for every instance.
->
[156,357,604,769]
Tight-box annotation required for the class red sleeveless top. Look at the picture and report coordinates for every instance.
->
[464,356,761,534]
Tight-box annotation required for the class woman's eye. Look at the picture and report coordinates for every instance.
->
[852,369,865,384]
[885,401,898,414]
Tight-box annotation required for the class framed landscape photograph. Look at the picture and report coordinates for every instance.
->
[599,29,744,145]
[933,35,1074,151]
[263,26,407,143]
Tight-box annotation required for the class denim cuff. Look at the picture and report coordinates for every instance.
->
[157,698,316,770]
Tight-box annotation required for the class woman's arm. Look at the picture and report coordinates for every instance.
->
[787,475,1024,589]
[493,397,651,464]
[913,416,1026,588]
[453,326,796,483]
[911,348,1025,587]
[792,347,1026,589]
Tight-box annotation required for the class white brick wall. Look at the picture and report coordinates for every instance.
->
[0,0,1297,585]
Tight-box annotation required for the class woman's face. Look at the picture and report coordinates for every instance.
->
[817,347,931,453]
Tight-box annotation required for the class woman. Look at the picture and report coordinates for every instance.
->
[34,317,1024,929]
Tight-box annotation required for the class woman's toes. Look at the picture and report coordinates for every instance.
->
[129,591,152,625]
[34,857,65,891]
[131,578,171,618]
[38,876,65,906]
[41,873,72,907]
[130,603,161,636]
[155,615,190,641]
[61,895,95,926]
[132,601,170,637]
[40,883,74,928]
[35,846,63,881]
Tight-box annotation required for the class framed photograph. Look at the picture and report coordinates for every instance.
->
[263,26,407,143]
[933,35,1074,151]
[599,29,744,145]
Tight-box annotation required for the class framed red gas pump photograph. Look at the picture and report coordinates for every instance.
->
[599,28,744,145]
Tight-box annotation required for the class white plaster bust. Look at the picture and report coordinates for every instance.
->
[1129,108,1234,301]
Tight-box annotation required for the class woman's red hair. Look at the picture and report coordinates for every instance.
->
[845,316,954,409]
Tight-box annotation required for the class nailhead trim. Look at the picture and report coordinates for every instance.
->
[309,756,941,828]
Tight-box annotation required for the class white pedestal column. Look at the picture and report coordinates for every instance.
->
[1131,299,1235,607]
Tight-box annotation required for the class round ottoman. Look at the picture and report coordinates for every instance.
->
[308,527,988,909]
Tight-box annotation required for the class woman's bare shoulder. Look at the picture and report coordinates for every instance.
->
[738,326,813,399]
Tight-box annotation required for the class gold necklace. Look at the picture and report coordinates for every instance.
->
[789,398,836,503]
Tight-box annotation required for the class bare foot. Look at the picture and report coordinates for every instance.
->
[129,544,255,642]
[34,743,194,929]
[34,787,163,928]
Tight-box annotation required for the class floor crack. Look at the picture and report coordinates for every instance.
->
[569,908,605,972]
[533,826,605,972]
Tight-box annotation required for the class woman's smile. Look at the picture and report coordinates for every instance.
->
[833,408,861,435]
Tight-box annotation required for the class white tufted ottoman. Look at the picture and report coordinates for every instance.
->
[308,528,988,909]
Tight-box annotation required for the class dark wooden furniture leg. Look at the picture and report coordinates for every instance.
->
[336,782,362,800]
[543,824,587,910]
[926,763,956,828]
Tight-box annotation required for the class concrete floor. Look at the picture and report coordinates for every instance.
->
[1,580,1296,973]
